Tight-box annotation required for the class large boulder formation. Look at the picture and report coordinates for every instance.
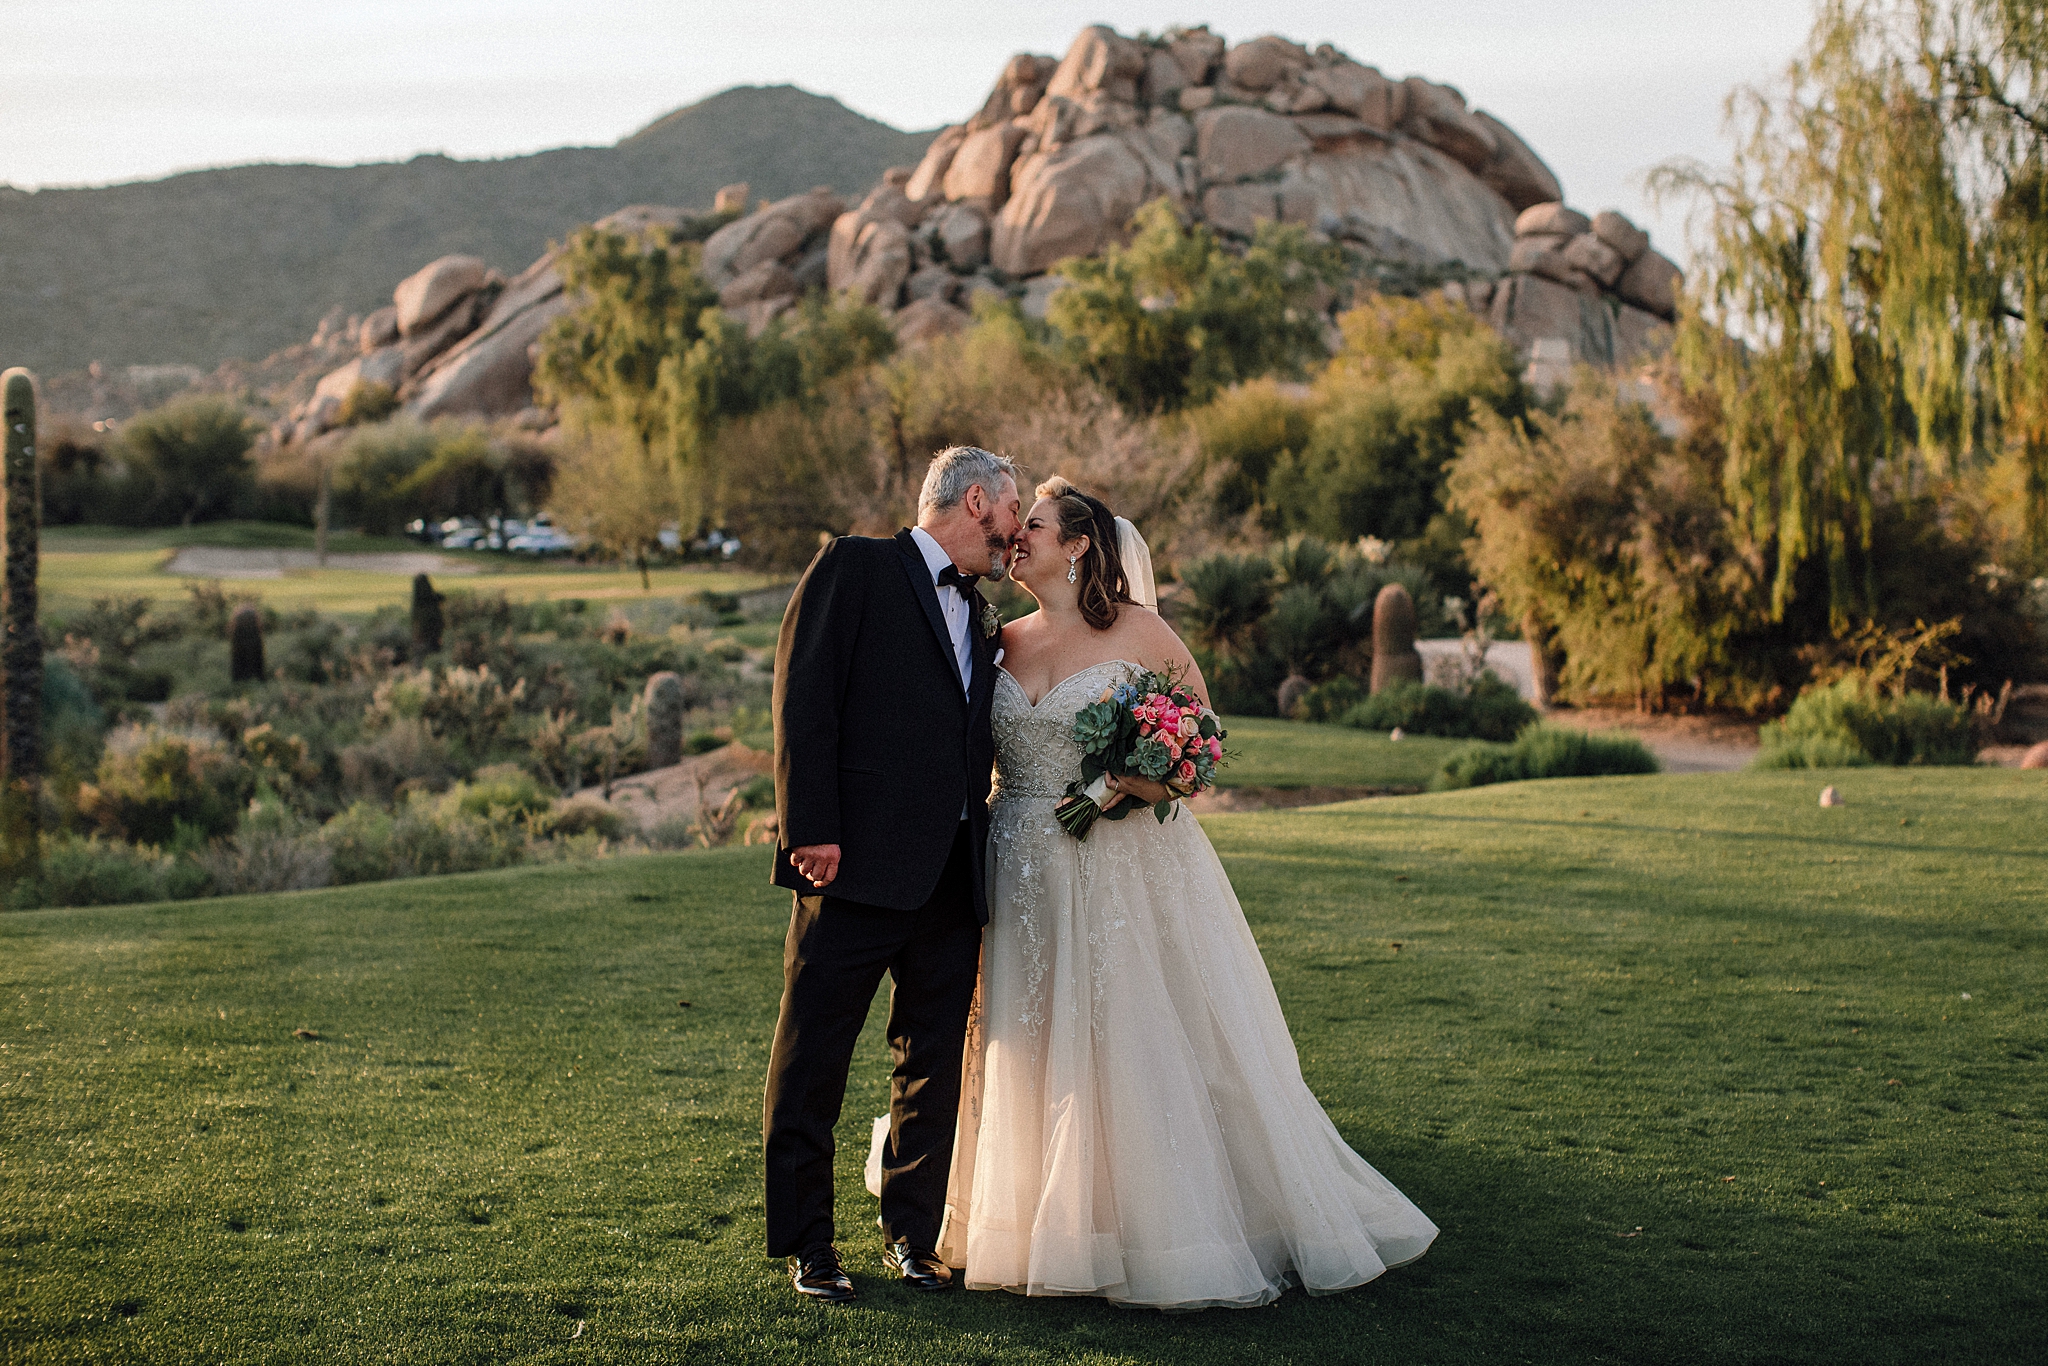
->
[825,22,1610,333]
[283,21,1681,433]
[1483,200,1680,376]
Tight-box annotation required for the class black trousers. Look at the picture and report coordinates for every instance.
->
[762,822,982,1258]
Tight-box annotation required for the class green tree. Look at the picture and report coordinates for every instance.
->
[1650,0,2048,627]
[534,226,894,516]
[1047,199,1347,413]
[547,425,684,590]
[1264,293,1525,594]
[119,396,255,525]
[1185,379,1314,518]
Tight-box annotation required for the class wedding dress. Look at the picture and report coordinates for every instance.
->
[930,658,1438,1309]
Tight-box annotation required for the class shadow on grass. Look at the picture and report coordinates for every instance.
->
[772,1135,2040,1366]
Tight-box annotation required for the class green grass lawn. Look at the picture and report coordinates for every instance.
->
[3,768,2044,1363]
[39,523,778,617]
[1215,714,1489,790]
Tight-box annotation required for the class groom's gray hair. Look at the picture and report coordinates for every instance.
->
[918,446,1019,519]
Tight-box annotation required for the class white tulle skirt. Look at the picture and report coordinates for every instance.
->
[927,792,1439,1310]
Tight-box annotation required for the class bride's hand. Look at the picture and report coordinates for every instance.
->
[1104,774,1172,809]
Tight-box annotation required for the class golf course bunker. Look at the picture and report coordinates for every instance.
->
[162,547,477,579]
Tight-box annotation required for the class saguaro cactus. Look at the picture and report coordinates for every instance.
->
[644,671,685,769]
[410,573,444,658]
[1,369,42,885]
[229,604,266,683]
[1369,583,1424,694]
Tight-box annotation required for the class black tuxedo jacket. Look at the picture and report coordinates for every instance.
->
[770,529,998,921]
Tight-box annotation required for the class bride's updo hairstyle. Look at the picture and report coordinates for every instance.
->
[1036,476,1135,630]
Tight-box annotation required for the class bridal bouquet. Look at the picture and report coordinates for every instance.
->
[1053,670,1226,840]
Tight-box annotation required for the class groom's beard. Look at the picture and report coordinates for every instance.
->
[980,511,1011,582]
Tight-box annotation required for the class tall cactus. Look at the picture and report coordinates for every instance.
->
[644,671,685,769]
[229,604,266,683]
[410,572,444,658]
[1,368,42,887]
[1369,583,1424,694]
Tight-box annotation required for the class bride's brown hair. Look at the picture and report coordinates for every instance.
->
[1036,476,1135,631]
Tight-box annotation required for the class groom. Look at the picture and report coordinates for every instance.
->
[764,446,1022,1303]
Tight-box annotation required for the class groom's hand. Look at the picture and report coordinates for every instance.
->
[790,843,841,888]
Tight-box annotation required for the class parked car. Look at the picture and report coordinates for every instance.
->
[506,527,580,555]
[691,529,743,559]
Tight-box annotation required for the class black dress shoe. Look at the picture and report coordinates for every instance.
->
[789,1246,855,1304]
[882,1239,953,1291]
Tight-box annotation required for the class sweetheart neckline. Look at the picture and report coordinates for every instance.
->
[997,660,1140,711]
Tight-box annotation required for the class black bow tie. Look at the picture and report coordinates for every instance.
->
[936,565,980,591]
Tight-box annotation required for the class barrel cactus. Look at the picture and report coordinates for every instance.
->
[644,671,685,769]
[1,368,42,885]
[1276,673,1312,719]
[229,604,266,683]
[410,573,444,658]
[1369,583,1424,694]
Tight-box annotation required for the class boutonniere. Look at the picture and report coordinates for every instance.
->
[979,601,1000,640]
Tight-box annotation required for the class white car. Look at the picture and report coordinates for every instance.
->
[506,528,579,555]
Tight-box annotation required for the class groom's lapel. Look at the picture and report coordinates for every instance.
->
[894,529,966,700]
[967,588,997,723]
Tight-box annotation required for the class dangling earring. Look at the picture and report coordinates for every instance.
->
[1066,555,1079,585]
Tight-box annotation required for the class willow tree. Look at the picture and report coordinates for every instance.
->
[1652,0,2048,628]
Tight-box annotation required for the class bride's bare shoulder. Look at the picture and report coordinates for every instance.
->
[998,608,1043,648]
[1115,603,1193,667]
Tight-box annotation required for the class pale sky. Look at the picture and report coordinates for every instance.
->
[4,1,1817,255]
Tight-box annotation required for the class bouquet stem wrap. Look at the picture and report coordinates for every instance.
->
[1052,774,1115,840]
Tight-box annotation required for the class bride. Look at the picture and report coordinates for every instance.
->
[930,475,1438,1310]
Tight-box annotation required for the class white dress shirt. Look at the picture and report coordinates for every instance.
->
[909,525,973,697]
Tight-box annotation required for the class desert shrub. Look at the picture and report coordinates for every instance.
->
[320,788,525,885]
[117,396,257,525]
[25,835,176,908]
[1048,199,1346,413]
[1341,673,1536,742]
[42,656,106,797]
[336,381,399,427]
[331,418,437,534]
[366,665,525,769]
[1294,676,1366,722]
[75,724,241,844]
[453,765,552,823]
[1267,296,1524,558]
[548,802,627,840]
[1188,379,1315,519]
[339,716,453,804]
[52,595,186,704]
[1347,680,1474,737]
[1754,679,1977,768]
[37,422,119,526]
[1435,725,1661,790]
[192,799,332,895]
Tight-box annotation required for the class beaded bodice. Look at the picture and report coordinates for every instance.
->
[990,660,1138,801]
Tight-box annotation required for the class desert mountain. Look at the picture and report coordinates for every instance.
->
[0,86,935,373]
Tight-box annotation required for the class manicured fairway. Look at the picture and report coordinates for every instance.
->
[38,524,776,617]
[2,768,2043,1364]
[1214,715,1485,790]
